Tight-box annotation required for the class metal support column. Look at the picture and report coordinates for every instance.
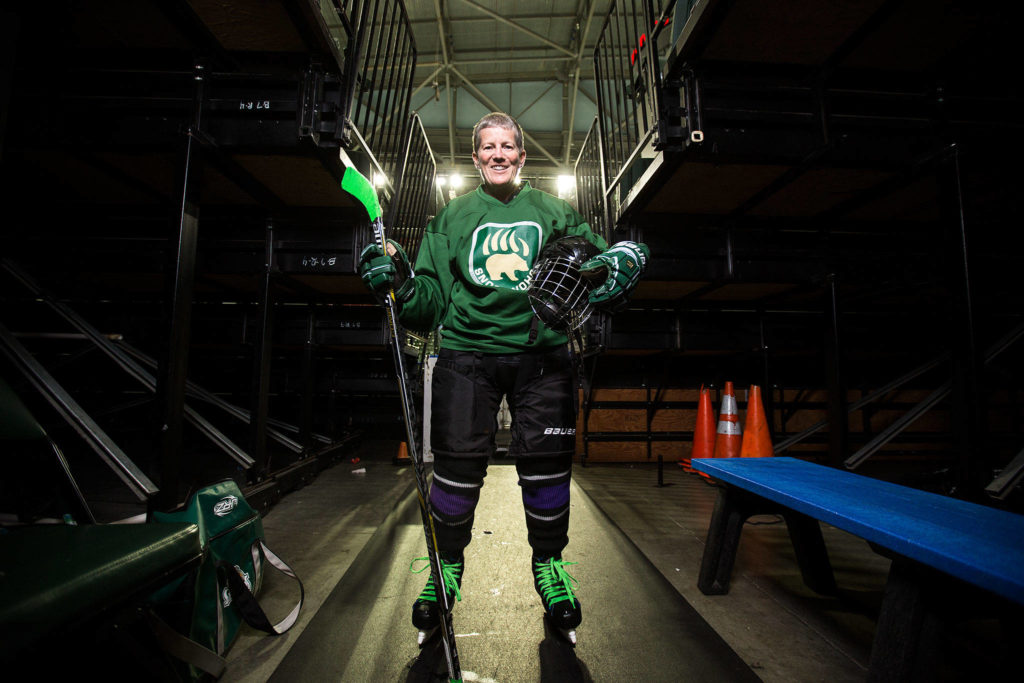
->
[1,9,17,161]
[824,273,848,467]
[249,219,275,481]
[155,63,204,511]
[759,313,775,444]
[942,144,985,498]
[300,308,316,453]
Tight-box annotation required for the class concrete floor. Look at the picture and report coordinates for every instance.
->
[217,438,900,681]
[571,462,886,682]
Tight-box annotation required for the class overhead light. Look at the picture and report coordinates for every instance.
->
[450,173,464,189]
[436,175,447,188]
[373,172,388,188]
[557,175,575,195]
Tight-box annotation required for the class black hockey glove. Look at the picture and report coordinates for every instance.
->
[358,239,415,303]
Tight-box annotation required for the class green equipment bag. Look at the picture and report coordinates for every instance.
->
[148,479,304,679]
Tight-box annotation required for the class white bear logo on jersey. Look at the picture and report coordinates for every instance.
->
[468,222,543,290]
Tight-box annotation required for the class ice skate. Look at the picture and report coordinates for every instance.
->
[411,554,464,646]
[533,555,581,645]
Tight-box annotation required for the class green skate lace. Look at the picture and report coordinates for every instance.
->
[411,556,463,604]
[534,558,579,608]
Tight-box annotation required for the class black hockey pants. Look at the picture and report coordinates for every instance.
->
[427,348,577,557]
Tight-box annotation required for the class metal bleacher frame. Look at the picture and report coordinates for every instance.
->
[593,0,683,233]
[574,0,1024,498]
[0,0,424,514]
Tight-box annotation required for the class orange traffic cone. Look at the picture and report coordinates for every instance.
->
[740,385,773,458]
[712,381,742,458]
[681,385,715,474]
[393,441,411,465]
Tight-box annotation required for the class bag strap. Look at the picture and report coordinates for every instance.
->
[219,540,304,635]
[146,610,227,678]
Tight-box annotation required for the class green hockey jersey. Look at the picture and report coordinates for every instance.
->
[398,182,608,353]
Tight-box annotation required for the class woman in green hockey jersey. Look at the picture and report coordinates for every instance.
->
[359,112,649,642]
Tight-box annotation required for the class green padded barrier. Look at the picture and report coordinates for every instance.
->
[0,522,202,658]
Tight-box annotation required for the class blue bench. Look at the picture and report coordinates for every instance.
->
[691,456,1024,680]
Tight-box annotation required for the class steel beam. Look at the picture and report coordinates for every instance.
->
[824,273,848,467]
[943,144,985,497]
[1,259,255,469]
[456,0,576,57]
[452,66,561,166]
[844,323,1023,470]
[249,220,276,479]
[0,324,157,501]
[117,340,304,453]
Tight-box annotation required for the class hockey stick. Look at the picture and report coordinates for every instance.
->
[341,167,463,683]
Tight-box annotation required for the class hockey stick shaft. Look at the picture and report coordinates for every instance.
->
[342,168,462,682]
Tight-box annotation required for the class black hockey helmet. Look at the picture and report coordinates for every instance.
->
[527,236,603,332]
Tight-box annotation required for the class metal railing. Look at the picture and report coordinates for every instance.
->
[594,0,680,222]
[341,0,418,189]
[386,113,437,263]
[574,118,610,242]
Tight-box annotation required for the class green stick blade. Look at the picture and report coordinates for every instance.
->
[341,167,382,222]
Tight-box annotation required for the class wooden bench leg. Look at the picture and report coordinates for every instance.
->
[699,485,838,596]
[698,486,749,595]
[867,558,941,682]
[783,510,837,596]
[868,556,1023,681]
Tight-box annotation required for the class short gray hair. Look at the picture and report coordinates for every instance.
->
[472,112,524,152]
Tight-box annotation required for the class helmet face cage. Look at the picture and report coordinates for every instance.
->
[527,237,600,333]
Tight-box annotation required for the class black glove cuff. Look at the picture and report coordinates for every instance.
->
[395,278,416,304]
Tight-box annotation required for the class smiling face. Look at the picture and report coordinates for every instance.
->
[473,125,525,202]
